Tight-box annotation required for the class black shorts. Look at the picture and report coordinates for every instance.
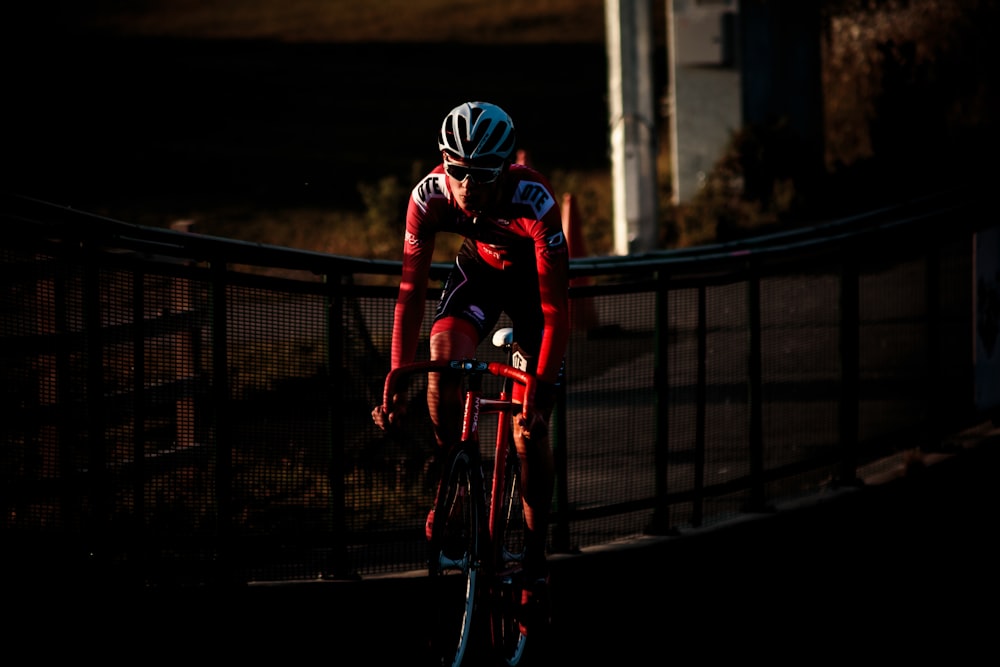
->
[433,244,543,358]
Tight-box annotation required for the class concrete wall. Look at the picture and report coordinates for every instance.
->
[668,0,824,204]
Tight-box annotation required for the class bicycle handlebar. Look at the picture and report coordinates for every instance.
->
[383,359,536,420]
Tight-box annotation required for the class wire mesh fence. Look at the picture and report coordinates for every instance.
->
[1,189,991,587]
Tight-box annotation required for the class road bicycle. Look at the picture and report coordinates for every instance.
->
[380,327,537,666]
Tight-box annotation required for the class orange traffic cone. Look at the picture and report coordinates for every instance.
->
[561,193,599,331]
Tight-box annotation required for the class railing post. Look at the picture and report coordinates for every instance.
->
[33,256,61,483]
[837,256,861,485]
[84,246,112,579]
[648,269,675,534]
[549,366,572,553]
[131,269,148,584]
[324,273,353,578]
[210,259,238,586]
[169,221,197,451]
[925,246,942,448]
[746,269,766,512]
[693,284,707,527]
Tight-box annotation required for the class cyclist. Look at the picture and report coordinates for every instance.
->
[372,101,570,626]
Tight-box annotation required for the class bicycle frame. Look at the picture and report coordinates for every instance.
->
[382,352,536,666]
[382,357,536,548]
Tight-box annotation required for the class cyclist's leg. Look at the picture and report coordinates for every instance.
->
[428,252,501,451]
[421,318,477,542]
[510,392,554,643]
[505,332,555,583]
[428,317,478,448]
[507,328,557,636]
[512,408,554,580]
[426,254,498,540]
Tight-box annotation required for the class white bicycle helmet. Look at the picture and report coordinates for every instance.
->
[438,101,516,163]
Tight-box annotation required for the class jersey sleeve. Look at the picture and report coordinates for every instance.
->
[390,177,443,371]
[524,185,571,386]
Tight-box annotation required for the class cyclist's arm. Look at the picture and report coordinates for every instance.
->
[392,173,452,371]
[391,209,437,371]
[531,217,571,388]
[374,223,434,430]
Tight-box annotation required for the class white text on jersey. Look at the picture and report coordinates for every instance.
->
[513,181,556,219]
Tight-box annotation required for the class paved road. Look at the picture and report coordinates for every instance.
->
[15,430,997,664]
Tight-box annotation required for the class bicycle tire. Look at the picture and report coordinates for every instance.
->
[428,443,487,667]
[490,439,529,666]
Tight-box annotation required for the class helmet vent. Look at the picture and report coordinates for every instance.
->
[438,101,516,162]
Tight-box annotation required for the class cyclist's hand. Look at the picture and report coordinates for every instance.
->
[517,380,554,440]
[517,405,549,441]
[372,392,408,431]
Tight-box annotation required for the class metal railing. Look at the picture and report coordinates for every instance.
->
[1,187,991,588]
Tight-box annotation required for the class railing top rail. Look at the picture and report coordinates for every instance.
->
[2,191,402,278]
[2,184,987,283]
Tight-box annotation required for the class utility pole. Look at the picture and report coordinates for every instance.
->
[605,0,659,255]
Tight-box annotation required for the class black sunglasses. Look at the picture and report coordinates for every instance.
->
[443,159,503,184]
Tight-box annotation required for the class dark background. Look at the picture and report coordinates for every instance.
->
[4,1,999,231]
[4,32,620,214]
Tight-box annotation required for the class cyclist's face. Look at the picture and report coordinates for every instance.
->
[442,152,504,214]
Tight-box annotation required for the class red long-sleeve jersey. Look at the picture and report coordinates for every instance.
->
[390,162,570,385]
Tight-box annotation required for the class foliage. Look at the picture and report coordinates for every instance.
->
[667,0,1000,247]
[547,168,616,258]
[668,119,812,248]
[356,174,409,260]
[818,0,999,208]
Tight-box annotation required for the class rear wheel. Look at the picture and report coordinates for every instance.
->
[428,444,486,667]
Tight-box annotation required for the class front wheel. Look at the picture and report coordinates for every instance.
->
[490,440,529,665]
[427,444,487,667]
